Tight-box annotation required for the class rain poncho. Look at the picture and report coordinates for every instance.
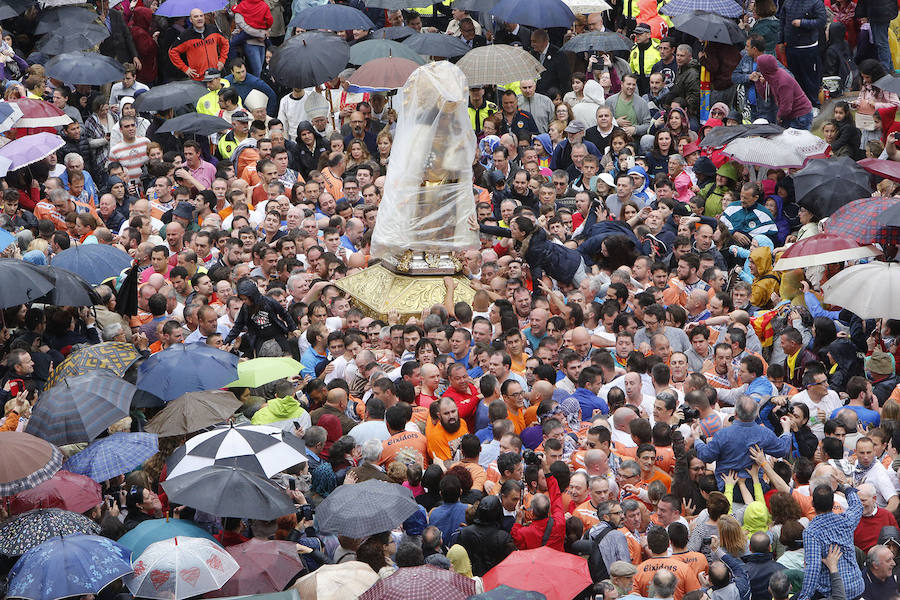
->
[250,395,309,426]
[731,234,776,283]
[749,246,780,309]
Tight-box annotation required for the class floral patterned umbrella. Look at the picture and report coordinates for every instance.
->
[0,508,99,556]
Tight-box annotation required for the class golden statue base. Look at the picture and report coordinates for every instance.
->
[334,263,476,322]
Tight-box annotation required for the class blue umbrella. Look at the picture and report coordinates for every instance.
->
[0,102,22,134]
[0,227,15,251]
[660,0,744,18]
[369,26,417,40]
[156,0,227,17]
[117,519,220,557]
[289,3,375,31]
[136,343,239,403]
[64,432,159,482]
[490,0,575,29]
[6,534,133,600]
[51,244,132,286]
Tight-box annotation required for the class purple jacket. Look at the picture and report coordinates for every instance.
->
[756,54,812,121]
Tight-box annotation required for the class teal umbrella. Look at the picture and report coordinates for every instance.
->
[117,518,220,558]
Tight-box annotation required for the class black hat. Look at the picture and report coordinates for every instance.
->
[693,156,716,177]
[173,202,194,221]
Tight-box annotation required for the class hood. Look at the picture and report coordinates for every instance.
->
[828,339,861,367]
[627,165,650,194]
[702,117,723,131]
[236,278,262,302]
[767,194,784,219]
[716,160,740,181]
[693,156,717,177]
[753,234,775,251]
[534,133,553,156]
[828,22,848,47]
[261,396,304,420]
[447,544,473,578]
[583,79,606,104]
[757,54,778,76]
[742,499,770,534]
[130,6,153,30]
[750,246,773,276]
[473,495,502,525]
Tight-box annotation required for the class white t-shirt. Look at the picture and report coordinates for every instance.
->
[793,389,843,440]
[858,460,899,508]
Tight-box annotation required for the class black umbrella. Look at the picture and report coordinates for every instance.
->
[699,123,784,147]
[156,112,232,136]
[876,203,900,226]
[369,26,417,40]
[36,24,109,56]
[0,259,55,309]
[37,266,100,307]
[270,31,350,89]
[44,52,124,86]
[561,31,633,53]
[114,262,138,317]
[874,74,900,95]
[794,157,873,217]
[35,6,97,35]
[160,466,296,520]
[401,32,470,57]
[315,479,418,537]
[132,81,208,112]
[672,10,746,44]
[0,0,35,21]
[365,0,438,8]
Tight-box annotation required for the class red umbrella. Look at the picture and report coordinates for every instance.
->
[824,197,900,246]
[9,470,102,515]
[348,56,420,89]
[773,233,882,271]
[360,565,476,600]
[6,98,71,137]
[859,157,900,182]
[483,547,592,600]
[206,539,304,597]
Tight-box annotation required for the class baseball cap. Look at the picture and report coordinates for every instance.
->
[564,119,587,133]
[231,109,251,122]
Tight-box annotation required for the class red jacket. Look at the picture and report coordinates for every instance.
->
[511,476,566,551]
[441,383,480,432]
[167,25,229,80]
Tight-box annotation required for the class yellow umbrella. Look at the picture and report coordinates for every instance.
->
[225,357,302,388]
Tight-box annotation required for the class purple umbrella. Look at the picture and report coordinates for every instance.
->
[156,0,227,17]
[0,132,63,176]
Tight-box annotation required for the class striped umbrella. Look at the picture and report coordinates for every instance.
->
[25,371,135,446]
[0,431,63,496]
[0,508,100,556]
[64,432,159,482]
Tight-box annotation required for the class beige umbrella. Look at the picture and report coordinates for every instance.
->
[456,44,544,87]
[564,0,611,13]
[293,561,380,600]
[145,390,242,437]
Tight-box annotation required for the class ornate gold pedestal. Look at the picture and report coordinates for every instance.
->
[334,263,476,322]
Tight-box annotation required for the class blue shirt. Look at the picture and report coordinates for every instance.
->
[569,387,609,419]
[523,327,546,351]
[299,346,327,378]
[428,501,468,545]
[832,405,880,429]
[799,487,864,600]
[694,420,792,490]
[339,235,357,252]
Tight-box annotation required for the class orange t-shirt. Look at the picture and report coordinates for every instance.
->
[506,406,526,434]
[524,403,539,427]
[641,468,672,492]
[425,420,468,461]
[656,446,676,474]
[381,430,428,467]
[452,460,487,492]
[670,551,708,584]
[619,527,643,564]
[574,499,600,530]
[632,556,699,600]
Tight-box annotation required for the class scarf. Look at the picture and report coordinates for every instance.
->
[854,459,876,487]
[232,0,273,30]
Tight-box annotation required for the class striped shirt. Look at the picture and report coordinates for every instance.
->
[719,201,778,238]
[109,136,149,182]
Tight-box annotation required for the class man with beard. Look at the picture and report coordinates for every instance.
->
[343,110,378,156]
[442,362,480,432]
[427,397,469,462]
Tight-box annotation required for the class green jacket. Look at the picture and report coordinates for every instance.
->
[251,395,308,426]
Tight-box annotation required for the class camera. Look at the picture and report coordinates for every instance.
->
[678,405,700,425]
[523,449,542,466]
[772,404,791,420]
[297,504,314,521]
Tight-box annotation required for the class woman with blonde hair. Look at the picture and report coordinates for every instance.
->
[375,129,392,169]
[717,514,748,557]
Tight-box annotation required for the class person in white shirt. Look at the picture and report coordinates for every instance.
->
[793,368,844,440]
[854,436,899,512]
[610,407,638,448]
[349,396,390,445]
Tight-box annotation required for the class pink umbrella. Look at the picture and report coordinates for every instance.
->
[206,538,304,597]
[349,56,420,90]
[773,233,882,271]
[9,470,102,515]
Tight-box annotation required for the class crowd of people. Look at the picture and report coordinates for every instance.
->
[1,0,900,598]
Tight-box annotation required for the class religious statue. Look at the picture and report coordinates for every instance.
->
[370,60,479,274]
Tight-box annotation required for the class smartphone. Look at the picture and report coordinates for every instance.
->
[9,379,23,396]
[289,478,296,491]
[108,497,115,509]
[623,155,635,170]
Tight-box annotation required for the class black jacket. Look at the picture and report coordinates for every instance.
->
[456,497,515,576]
[99,9,138,66]
[856,0,899,23]
[225,279,297,348]
[531,44,572,95]
[742,553,787,600]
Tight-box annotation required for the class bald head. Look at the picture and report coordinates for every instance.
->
[612,406,637,431]
[532,380,554,402]
[572,326,591,357]
[326,388,347,407]
[688,289,709,312]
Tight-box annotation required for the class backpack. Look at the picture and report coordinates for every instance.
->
[587,523,616,582]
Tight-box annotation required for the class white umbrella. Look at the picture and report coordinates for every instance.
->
[166,423,307,479]
[564,0,611,13]
[293,561,380,599]
[721,128,829,170]
[125,536,239,600]
[822,261,900,319]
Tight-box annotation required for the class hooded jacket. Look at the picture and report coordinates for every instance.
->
[756,54,812,122]
[224,279,297,348]
[293,121,327,179]
[129,7,158,84]
[827,339,865,393]
[742,553,786,600]
[627,165,654,204]
[456,496,515,576]
[251,395,308,426]
[662,59,701,119]
[573,80,606,128]
[703,160,739,217]
[749,246,780,309]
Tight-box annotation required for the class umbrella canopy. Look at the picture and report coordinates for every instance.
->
[483,547,591,600]
[402,32,470,57]
[349,56,419,89]
[349,38,426,65]
[44,341,141,389]
[125,536,239,600]
[698,123,784,147]
[9,470,102,515]
[360,565,476,600]
[365,0,436,8]
[64,432,159,482]
[0,508,100,556]
[0,102,24,134]
[270,32,350,89]
[823,261,900,320]
[562,0,611,14]
[874,74,900,95]
[7,534,133,600]
[166,424,306,479]
[226,356,302,388]
[661,0,743,17]
[859,157,900,182]
[792,157,872,217]
[156,112,232,136]
[26,371,135,446]
[721,127,828,169]
[875,201,900,226]
[0,0,36,20]
[672,10,746,43]
[44,51,124,85]
[490,0,575,29]
[156,0,227,16]
[35,6,97,34]
[457,44,544,87]
[824,197,900,246]
[293,561,380,600]
[316,479,418,538]
[36,23,109,55]
[136,343,239,403]
[51,243,132,285]
[369,26,417,40]
[774,233,882,271]
[0,431,63,496]
[36,265,99,307]
[118,519,220,559]
[209,539,304,597]
[7,99,70,129]
[560,31,632,53]
[469,586,547,599]
[161,465,296,520]
[289,3,375,31]
[145,390,243,437]
[133,80,208,112]
[0,258,55,308]
[0,132,65,172]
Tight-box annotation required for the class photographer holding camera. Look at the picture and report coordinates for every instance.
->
[511,450,566,551]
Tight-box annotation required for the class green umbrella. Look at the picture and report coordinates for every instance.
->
[226,357,302,389]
